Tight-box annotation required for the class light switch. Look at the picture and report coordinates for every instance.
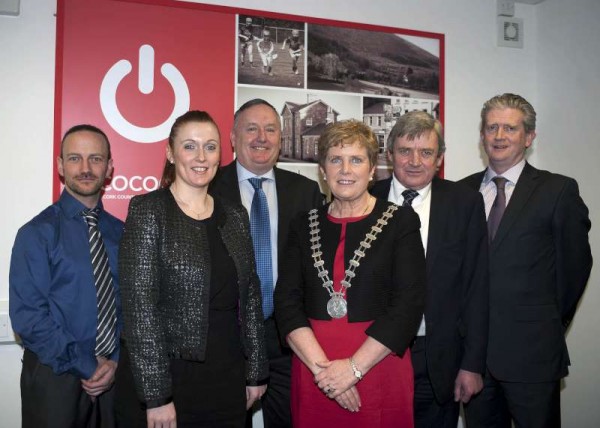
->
[497,0,515,17]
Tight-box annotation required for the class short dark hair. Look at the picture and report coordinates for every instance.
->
[161,110,220,188]
[233,98,281,130]
[61,124,111,159]
[480,93,536,134]
[386,111,445,157]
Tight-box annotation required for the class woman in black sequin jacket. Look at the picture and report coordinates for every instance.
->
[116,111,268,427]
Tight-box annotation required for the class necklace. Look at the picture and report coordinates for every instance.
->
[309,203,398,318]
[170,185,212,219]
[328,195,374,218]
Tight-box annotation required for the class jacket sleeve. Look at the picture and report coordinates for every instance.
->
[235,208,269,385]
[459,193,489,374]
[365,208,427,355]
[274,215,312,342]
[119,196,172,408]
[554,178,592,327]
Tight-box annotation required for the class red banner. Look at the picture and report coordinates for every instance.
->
[55,0,444,220]
[56,0,235,219]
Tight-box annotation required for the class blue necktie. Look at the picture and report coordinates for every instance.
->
[249,178,274,319]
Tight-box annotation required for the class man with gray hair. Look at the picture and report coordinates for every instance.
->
[371,110,489,427]
[461,93,592,428]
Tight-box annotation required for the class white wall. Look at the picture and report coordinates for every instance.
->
[535,1,600,427]
[0,0,597,427]
[0,1,56,425]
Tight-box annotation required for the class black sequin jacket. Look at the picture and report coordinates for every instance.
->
[119,188,268,407]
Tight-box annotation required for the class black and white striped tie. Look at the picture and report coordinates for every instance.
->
[82,209,117,357]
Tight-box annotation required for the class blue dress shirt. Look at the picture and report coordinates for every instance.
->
[9,190,123,379]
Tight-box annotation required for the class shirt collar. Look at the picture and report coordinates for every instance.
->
[58,189,104,219]
[236,161,275,182]
[483,159,526,185]
[390,174,432,203]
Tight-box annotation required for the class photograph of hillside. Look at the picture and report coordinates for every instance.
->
[307,24,440,99]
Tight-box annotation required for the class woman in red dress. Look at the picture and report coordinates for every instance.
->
[275,120,427,427]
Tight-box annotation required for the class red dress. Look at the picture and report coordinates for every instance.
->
[290,215,414,428]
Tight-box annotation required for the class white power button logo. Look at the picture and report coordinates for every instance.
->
[100,44,190,143]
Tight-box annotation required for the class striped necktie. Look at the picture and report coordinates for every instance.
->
[82,208,117,357]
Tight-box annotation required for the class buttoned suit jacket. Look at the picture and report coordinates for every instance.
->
[460,162,592,382]
[370,176,489,404]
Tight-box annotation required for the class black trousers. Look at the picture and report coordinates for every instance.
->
[21,348,115,428]
[464,368,561,428]
[411,336,460,428]
[247,318,292,428]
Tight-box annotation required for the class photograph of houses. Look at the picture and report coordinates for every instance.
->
[235,16,443,182]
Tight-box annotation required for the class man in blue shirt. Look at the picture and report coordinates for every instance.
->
[10,124,124,428]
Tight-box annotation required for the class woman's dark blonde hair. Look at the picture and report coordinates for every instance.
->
[317,119,379,168]
[160,111,220,188]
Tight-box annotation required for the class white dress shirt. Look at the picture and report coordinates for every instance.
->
[389,174,432,336]
[479,159,526,218]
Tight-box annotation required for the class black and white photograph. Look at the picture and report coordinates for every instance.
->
[362,96,440,179]
[307,24,440,99]
[237,15,306,88]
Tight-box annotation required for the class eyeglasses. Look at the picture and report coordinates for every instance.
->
[483,124,522,135]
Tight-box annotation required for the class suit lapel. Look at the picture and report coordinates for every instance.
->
[464,171,486,191]
[425,178,445,277]
[491,163,539,249]
[274,167,290,252]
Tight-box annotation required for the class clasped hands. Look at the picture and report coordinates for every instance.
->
[314,359,361,412]
[81,357,117,402]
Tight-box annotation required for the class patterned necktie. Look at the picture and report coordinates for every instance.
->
[488,176,507,244]
[249,178,274,319]
[402,189,419,207]
[81,208,117,357]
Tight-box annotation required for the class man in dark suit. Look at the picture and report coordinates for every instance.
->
[370,111,489,428]
[461,93,592,428]
[210,98,323,428]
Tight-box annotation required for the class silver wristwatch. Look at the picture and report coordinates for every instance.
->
[349,357,363,381]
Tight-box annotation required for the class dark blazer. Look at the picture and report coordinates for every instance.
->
[461,162,592,382]
[119,189,268,407]
[371,176,489,403]
[209,161,324,267]
[275,198,427,355]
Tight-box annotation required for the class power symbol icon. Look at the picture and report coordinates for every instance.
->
[100,44,190,143]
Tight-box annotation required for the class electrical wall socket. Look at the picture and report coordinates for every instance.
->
[497,0,515,17]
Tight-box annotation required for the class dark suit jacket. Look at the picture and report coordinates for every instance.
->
[370,176,489,403]
[461,162,592,383]
[209,161,324,267]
